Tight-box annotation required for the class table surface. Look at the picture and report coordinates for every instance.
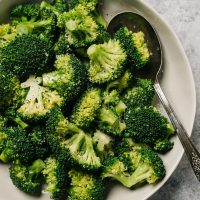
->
[145,0,200,199]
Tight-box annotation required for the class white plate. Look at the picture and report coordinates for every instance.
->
[0,0,196,200]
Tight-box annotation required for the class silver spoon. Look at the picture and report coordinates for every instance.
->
[107,12,200,181]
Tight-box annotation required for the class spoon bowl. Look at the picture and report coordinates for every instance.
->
[107,12,162,81]
[108,12,200,181]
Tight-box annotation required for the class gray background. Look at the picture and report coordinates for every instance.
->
[145,0,200,200]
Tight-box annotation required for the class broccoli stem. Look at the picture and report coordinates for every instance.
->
[99,107,118,126]
[13,117,29,129]
[29,159,45,179]
[65,131,85,153]
[0,148,14,163]
[115,101,127,116]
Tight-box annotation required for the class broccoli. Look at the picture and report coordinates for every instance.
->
[97,100,127,136]
[154,138,174,153]
[70,0,98,10]
[93,130,114,161]
[54,32,71,54]
[46,107,70,137]
[70,88,102,128]
[11,3,41,25]
[17,75,63,122]
[43,156,69,200]
[40,0,69,16]
[102,144,165,187]
[68,169,105,200]
[58,4,102,48]
[9,159,44,195]
[29,126,51,159]
[0,129,8,154]
[0,127,35,163]
[11,3,56,42]
[0,71,21,110]
[124,106,174,151]
[0,35,54,78]
[0,24,18,48]
[87,39,127,84]
[47,128,101,171]
[123,79,154,108]
[115,27,150,70]
[42,54,87,102]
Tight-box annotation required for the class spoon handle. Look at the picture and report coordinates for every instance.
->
[154,82,200,181]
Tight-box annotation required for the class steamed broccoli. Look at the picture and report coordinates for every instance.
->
[0,127,35,163]
[29,126,51,159]
[41,0,69,16]
[93,130,114,161]
[43,156,69,200]
[17,75,63,121]
[0,71,21,110]
[47,128,101,171]
[115,27,150,70]
[0,24,18,48]
[87,39,127,84]
[11,3,56,41]
[123,79,154,108]
[42,54,87,102]
[58,3,102,48]
[124,106,174,152]
[0,128,8,154]
[102,144,165,187]
[54,32,71,54]
[70,88,102,128]
[9,159,44,195]
[98,100,127,136]
[0,35,54,78]
[68,169,105,200]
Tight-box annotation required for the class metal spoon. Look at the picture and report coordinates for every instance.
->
[107,12,200,181]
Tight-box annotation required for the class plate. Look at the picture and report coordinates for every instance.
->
[0,0,196,200]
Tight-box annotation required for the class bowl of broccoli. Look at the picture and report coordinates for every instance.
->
[0,0,196,200]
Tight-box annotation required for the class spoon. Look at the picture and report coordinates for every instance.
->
[107,12,200,181]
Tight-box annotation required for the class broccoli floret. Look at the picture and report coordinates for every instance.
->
[87,39,127,84]
[68,169,105,200]
[48,126,101,171]
[46,107,71,137]
[70,88,102,128]
[29,126,51,159]
[123,79,154,108]
[0,71,21,110]
[70,0,98,10]
[43,156,69,200]
[115,27,150,70]
[41,0,69,16]
[98,100,127,136]
[154,138,174,153]
[54,32,71,54]
[102,145,165,187]
[106,70,133,93]
[0,24,18,48]
[0,35,54,78]
[124,106,174,150]
[17,75,63,122]
[93,130,114,161]
[11,3,41,25]
[42,54,87,102]
[11,3,56,42]
[0,127,35,163]
[0,129,8,153]
[58,4,102,48]
[9,159,44,196]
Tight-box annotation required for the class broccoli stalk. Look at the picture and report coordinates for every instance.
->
[9,159,45,195]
